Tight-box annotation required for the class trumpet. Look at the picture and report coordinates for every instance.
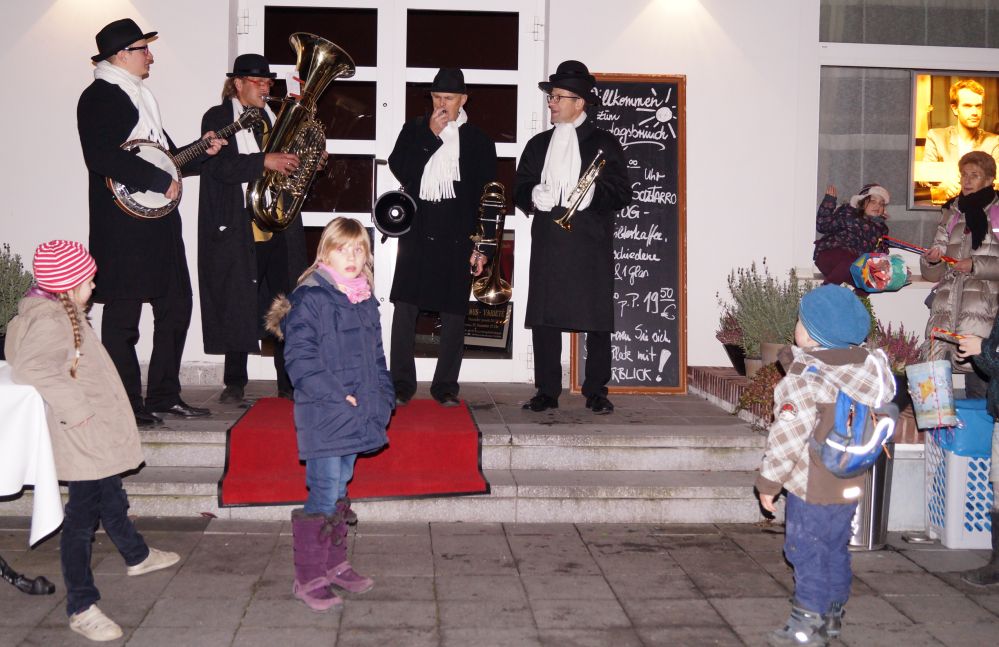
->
[470,182,512,305]
[553,149,606,232]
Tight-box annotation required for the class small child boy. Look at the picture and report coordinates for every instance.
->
[756,284,895,646]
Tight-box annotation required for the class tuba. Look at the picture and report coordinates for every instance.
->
[470,182,512,305]
[247,33,356,232]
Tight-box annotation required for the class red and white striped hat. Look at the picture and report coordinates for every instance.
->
[32,240,97,293]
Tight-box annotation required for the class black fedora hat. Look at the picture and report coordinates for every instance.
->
[226,53,277,79]
[91,18,157,62]
[539,60,600,106]
[429,68,466,94]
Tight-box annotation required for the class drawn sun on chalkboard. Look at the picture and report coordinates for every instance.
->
[635,87,677,139]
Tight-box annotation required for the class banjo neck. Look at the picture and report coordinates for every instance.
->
[171,116,254,167]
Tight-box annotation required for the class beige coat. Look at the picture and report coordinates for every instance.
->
[920,196,999,372]
[4,295,144,481]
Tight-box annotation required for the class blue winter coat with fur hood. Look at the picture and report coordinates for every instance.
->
[268,269,393,460]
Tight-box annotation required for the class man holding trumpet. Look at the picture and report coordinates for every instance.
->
[514,60,630,414]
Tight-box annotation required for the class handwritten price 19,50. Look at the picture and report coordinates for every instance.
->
[615,287,676,319]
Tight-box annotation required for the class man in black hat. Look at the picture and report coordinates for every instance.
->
[514,60,631,414]
[77,18,225,427]
[387,68,497,407]
[198,54,309,405]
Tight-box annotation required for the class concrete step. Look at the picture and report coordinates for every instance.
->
[3,466,761,524]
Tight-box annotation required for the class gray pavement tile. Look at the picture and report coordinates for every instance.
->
[438,599,533,628]
[16,626,128,647]
[123,627,237,647]
[339,600,437,630]
[430,522,504,536]
[434,574,527,601]
[230,626,337,647]
[343,548,435,577]
[531,599,631,629]
[904,548,995,573]
[353,522,431,536]
[203,519,281,535]
[141,596,247,629]
[968,592,999,615]
[159,572,258,600]
[855,571,965,596]
[835,624,946,646]
[589,552,679,575]
[351,533,432,554]
[180,535,276,576]
[619,597,727,628]
[729,625,791,647]
[829,595,913,626]
[431,533,513,557]
[681,568,788,599]
[342,575,435,602]
[334,627,440,647]
[887,593,999,624]
[433,551,518,576]
[604,569,703,600]
[0,625,31,647]
[926,621,999,646]
[585,535,671,557]
[520,575,616,600]
[240,597,342,628]
[441,627,542,647]
[504,522,580,536]
[710,597,796,628]
[537,628,644,647]
[851,549,926,573]
[637,625,744,646]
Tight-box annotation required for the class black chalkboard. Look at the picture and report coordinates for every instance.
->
[571,74,687,394]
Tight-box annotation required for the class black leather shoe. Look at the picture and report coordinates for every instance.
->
[152,400,211,418]
[586,394,615,414]
[134,410,162,427]
[436,393,460,407]
[218,385,245,404]
[523,393,559,412]
[395,394,412,406]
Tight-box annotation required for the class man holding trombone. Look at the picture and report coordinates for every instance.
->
[514,60,630,414]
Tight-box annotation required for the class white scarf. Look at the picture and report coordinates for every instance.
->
[94,60,167,146]
[541,112,588,207]
[419,108,468,202]
[231,98,278,198]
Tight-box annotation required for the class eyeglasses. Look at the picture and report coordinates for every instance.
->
[243,77,275,87]
[123,45,149,53]
[546,93,581,104]
[961,172,987,181]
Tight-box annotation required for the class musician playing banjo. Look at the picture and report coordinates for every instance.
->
[514,60,630,415]
[197,54,308,405]
[77,18,224,427]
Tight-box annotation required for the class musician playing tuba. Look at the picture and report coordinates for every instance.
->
[387,68,497,408]
[514,60,631,415]
[197,54,313,405]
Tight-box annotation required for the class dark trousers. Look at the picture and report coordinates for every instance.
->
[224,345,292,394]
[390,301,465,400]
[531,326,611,400]
[61,477,149,617]
[101,271,192,412]
[784,493,856,614]
[815,248,859,286]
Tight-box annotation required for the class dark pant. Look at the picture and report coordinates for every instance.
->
[101,272,192,413]
[815,248,859,286]
[61,477,149,616]
[531,326,611,400]
[390,301,465,400]
[784,493,856,614]
[224,344,292,394]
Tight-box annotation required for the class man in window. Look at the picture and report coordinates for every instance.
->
[197,54,307,405]
[77,18,223,426]
[514,61,631,414]
[387,68,497,407]
[923,79,999,203]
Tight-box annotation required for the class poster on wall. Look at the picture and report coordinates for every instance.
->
[910,71,999,209]
[570,74,687,394]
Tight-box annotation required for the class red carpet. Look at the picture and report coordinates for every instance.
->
[218,398,489,507]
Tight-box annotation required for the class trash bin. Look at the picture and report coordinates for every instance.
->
[849,444,894,551]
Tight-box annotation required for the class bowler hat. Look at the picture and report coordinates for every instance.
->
[227,53,277,79]
[91,18,157,62]
[539,60,600,106]
[429,68,466,94]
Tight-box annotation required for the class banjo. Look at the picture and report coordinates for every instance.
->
[107,107,264,219]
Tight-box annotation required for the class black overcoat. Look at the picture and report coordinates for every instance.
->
[387,116,497,314]
[77,79,201,302]
[514,120,631,332]
[197,100,307,355]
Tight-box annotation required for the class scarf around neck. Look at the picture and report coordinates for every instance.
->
[419,108,468,202]
[94,60,167,146]
[541,111,588,207]
[319,263,371,304]
[956,185,997,250]
[231,98,278,194]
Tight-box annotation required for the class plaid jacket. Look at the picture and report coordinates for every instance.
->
[756,345,895,504]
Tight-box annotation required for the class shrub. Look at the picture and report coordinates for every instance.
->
[0,243,33,336]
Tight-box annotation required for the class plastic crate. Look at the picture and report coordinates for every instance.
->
[925,431,994,549]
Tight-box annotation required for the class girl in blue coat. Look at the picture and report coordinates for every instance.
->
[267,217,394,611]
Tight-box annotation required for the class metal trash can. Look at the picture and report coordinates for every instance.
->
[849,444,894,550]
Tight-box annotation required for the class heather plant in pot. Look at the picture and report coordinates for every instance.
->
[869,320,922,413]
[715,308,746,375]
[0,243,33,359]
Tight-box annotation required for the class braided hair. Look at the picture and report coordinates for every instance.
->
[56,292,84,379]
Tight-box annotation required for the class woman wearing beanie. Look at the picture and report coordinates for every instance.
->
[4,241,180,642]
[921,150,999,398]
[813,182,891,285]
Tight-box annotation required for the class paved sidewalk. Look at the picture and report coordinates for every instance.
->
[2,517,998,646]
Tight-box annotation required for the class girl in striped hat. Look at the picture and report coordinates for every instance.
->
[4,240,180,642]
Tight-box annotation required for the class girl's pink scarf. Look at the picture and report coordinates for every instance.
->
[319,263,371,304]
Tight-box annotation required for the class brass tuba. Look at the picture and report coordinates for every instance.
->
[247,33,356,232]
[470,182,512,305]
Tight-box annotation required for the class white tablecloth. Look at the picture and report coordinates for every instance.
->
[0,361,63,546]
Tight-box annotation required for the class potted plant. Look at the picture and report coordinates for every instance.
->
[715,308,746,375]
[736,362,784,430]
[0,243,33,360]
[869,320,922,413]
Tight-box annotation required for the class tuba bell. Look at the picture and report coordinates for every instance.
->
[247,33,356,232]
[470,182,512,306]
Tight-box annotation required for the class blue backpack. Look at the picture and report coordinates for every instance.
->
[806,367,899,479]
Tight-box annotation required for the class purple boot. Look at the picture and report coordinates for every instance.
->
[291,509,343,611]
[326,498,374,594]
